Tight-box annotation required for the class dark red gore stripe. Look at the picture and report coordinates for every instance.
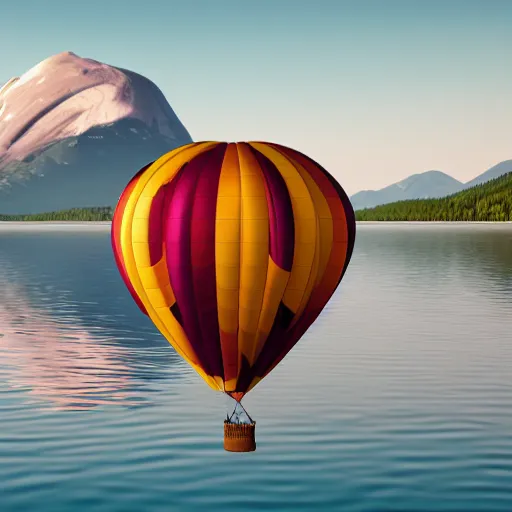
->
[148,178,180,266]
[248,145,295,272]
[164,144,227,378]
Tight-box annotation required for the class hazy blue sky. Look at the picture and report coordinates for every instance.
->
[1,0,511,194]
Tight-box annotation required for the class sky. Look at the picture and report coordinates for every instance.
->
[1,0,511,195]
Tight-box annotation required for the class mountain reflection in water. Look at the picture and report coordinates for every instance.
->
[0,231,188,411]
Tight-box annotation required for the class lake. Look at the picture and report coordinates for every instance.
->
[0,222,511,511]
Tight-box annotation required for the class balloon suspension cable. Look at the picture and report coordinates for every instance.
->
[227,399,254,424]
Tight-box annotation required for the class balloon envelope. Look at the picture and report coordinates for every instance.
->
[112,141,355,399]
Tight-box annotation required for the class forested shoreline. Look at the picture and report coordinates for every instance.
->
[0,207,113,222]
[355,172,512,221]
[1,172,511,222]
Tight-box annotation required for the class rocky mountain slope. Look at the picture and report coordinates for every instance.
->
[0,52,192,214]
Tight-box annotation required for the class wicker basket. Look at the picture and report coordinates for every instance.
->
[224,421,256,452]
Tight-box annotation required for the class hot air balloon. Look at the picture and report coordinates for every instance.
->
[111,141,356,452]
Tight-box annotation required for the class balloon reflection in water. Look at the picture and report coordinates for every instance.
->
[112,141,356,451]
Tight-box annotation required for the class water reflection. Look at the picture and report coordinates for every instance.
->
[1,225,512,511]
[0,281,138,410]
[0,230,188,410]
[355,223,512,300]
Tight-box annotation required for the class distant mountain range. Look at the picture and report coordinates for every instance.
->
[350,160,512,210]
[356,171,512,222]
[0,52,192,214]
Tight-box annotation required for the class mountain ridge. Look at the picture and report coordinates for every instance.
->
[351,160,512,210]
[355,171,512,222]
[0,51,192,214]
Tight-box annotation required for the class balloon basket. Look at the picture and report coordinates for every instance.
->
[224,421,256,452]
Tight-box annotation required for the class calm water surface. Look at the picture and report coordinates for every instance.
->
[0,223,511,511]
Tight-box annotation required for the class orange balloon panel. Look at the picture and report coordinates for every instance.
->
[111,141,356,399]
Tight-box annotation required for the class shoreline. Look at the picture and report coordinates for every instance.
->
[0,221,112,230]
[357,221,512,224]
[0,220,511,230]
[0,221,112,225]
[1,220,511,223]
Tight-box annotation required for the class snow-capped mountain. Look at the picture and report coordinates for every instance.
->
[0,52,192,214]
